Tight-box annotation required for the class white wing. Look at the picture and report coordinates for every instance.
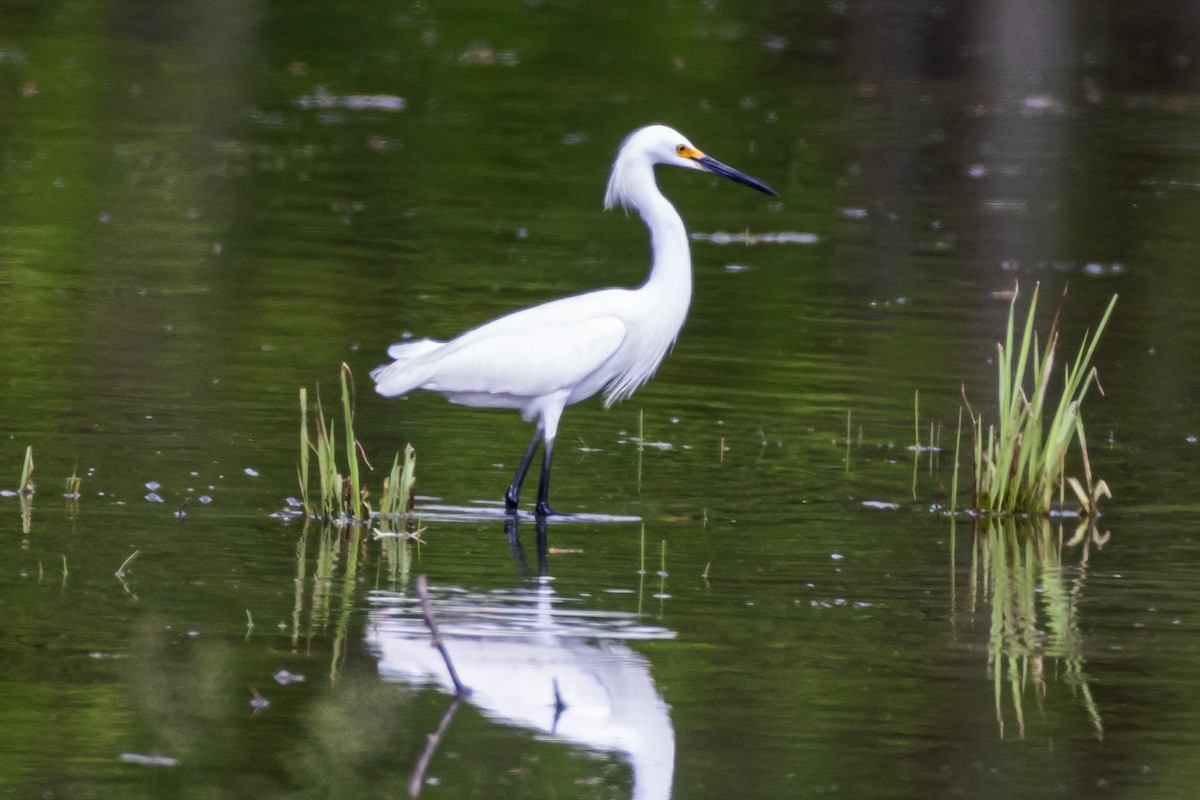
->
[373,289,633,400]
[419,315,627,398]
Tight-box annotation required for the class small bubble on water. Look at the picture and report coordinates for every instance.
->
[145,481,161,491]
[199,495,212,504]
[145,492,164,503]
[244,467,260,477]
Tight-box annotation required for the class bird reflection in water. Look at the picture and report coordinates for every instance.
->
[366,513,676,799]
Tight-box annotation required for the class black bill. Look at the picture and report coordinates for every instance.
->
[696,154,777,197]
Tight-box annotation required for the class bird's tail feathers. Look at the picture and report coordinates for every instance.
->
[387,338,444,361]
[370,338,444,397]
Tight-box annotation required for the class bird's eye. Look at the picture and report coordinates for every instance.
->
[675,144,688,155]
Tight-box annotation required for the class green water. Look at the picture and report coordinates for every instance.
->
[5,1,1200,798]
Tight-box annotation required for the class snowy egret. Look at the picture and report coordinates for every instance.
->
[371,124,776,516]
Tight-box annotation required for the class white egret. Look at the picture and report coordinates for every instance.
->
[371,124,776,516]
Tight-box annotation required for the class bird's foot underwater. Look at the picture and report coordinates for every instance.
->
[502,496,568,518]
[535,501,569,518]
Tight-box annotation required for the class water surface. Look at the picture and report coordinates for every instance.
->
[4,1,1200,798]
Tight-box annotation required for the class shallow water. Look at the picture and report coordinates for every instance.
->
[5,1,1200,798]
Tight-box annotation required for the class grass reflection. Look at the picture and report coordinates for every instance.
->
[963,517,1108,740]
[291,516,421,682]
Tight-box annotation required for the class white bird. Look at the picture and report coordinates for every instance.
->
[371,124,776,516]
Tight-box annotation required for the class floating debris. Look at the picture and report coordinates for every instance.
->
[861,500,900,510]
[1021,93,1066,116]
[1083,262,1125,276]
[982,198,1027,213]
[273,669,306,685]
[691,231,818,245]
[295,86,405,111]
[249,688,270,715]
[144,492,164,503]
[457,43,519,66]
[120,753,178,768]
[243,467,260,477]
[145,481,161,491]
[807,598,874,610]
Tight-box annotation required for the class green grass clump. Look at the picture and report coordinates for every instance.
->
[966,283,1116,516]
[378,444,418,527]
[296,363,416,525]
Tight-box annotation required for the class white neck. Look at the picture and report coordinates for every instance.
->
[598,158,696,406]
[610,159,692,304]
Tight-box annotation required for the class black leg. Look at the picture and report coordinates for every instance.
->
[534,437,561,517]
[505,427,543,511]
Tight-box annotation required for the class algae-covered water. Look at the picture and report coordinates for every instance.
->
[5,2,1200,798]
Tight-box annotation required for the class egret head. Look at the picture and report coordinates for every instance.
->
[604,125,777,211]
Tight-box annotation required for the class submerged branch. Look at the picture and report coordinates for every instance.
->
[415,575,466,697]
[407,696,462,797]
